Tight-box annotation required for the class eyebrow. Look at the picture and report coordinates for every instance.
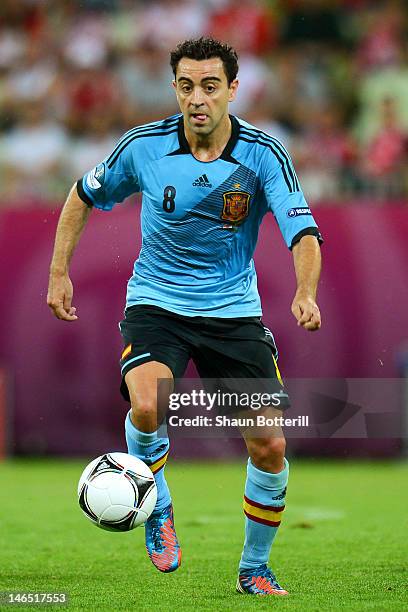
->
[177,76,222,84]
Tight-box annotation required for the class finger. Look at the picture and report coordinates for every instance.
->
[56,307,78,321]
[304,321,320,331]
[303,321,320,331]
[298,307,320,326]
[298,308,313,325]
[291,303,302,322]
[303,315,321,331]
[48,301,78,321]
[63,293,73,314]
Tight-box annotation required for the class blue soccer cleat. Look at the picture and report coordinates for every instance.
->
[236,564,288,596]
[145,504,181,573]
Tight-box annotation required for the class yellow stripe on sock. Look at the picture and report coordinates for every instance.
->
[150,451,169,474]
[243,500,284,523]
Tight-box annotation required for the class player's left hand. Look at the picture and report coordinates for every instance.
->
[291,293,321,331]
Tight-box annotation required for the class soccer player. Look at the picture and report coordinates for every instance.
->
[47,37,322,596]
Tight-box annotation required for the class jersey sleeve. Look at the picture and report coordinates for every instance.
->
[260,145,323,249]
[77,136,141,211]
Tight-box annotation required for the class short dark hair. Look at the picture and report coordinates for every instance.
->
[170,37,239,85]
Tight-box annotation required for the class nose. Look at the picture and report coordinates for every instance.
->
[190,86,204,107]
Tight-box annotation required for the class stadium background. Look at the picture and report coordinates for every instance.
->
[0,0,407,458]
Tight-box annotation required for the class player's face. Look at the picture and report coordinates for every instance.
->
[173,58,238,136]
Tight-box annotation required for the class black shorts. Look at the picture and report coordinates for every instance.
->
[119,305,289,407]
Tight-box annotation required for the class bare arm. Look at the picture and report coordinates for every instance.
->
[47,183,92,321]
[291,235,322,331]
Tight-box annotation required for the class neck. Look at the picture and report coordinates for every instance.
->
[184,114,232,162]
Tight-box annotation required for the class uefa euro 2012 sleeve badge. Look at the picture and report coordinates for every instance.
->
[221,191,251,223]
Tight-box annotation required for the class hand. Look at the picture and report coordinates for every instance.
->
[291,292,321,331]
[47,272,78,321]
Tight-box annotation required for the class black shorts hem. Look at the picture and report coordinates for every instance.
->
[120,353,177,402]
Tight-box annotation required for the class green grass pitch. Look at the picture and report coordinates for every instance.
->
[1,458,407,611]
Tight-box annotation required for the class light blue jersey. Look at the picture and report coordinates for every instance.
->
[78,114,322,317]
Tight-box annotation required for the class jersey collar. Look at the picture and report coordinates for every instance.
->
[171,114,240,163]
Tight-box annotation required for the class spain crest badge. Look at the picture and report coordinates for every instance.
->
[221,191,250,223]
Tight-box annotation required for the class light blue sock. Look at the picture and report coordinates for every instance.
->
[125,411,171,514]
[239,458,289,571]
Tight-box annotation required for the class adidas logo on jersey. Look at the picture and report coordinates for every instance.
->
[192,174,212,188]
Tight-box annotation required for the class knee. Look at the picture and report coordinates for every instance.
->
[248,437,286,472]
[129,395,159,431]
[131,397,157,418]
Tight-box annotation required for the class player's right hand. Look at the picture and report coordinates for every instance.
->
[47,273,78,321]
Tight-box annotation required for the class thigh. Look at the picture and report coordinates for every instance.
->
[119,305,191,402]
[125,361,174,430]
[193,317,290,410]
[194,317,281,381]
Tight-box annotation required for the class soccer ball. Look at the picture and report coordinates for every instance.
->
[78,452,157,531]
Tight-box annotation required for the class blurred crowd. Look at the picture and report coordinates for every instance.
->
[0,0,407,207]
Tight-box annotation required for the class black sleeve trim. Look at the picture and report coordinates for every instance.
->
[290,227,323,250]
[76,178,94,208]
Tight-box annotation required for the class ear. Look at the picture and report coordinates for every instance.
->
[228,79,239,103]
[172,80,177,91]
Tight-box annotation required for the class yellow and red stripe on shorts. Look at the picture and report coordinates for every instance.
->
[243,495,285,527]
[121,344,132,360]
[149,448,169,474]
[271,354,284,387]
